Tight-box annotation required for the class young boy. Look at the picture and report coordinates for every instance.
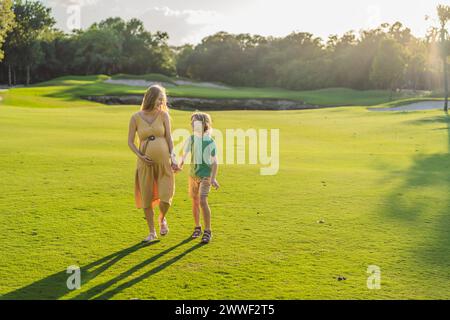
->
[180,112,220,244]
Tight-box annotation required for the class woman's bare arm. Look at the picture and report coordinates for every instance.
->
[162,112,177,164]
[128,116,141,157]
[128,115,153,165]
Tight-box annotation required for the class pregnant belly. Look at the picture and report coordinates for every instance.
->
[141,137,169,163]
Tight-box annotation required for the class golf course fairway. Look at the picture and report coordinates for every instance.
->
[0,78,449,299]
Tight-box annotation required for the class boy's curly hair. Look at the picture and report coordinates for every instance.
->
[191,111,212,133]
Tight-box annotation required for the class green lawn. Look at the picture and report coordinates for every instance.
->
[0,78,449,299]
[0,75,432,108]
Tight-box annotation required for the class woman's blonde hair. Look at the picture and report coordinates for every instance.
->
[191,111,212,133]
[141,85,169,112]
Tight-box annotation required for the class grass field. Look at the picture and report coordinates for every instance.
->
[0,77,449,299]
[0,75,433,108]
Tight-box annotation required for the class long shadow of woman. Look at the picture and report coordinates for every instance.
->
[73,237,201,300]
[87,242,204,300]
[1,237,196,300]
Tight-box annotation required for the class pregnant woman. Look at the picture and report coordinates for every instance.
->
[128,85,178,243]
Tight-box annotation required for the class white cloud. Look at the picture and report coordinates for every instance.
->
[47,0,99,6]
[154,6,222,25]
[42,0,441,45]
[140,6,224,45]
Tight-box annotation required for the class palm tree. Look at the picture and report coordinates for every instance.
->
[437,5,450,112]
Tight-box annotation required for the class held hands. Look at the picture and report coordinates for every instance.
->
[171,156,182,173]
[171,163,181,173]
[170,156,186,173]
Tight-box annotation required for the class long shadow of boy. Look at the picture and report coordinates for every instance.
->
[2,237,198,300]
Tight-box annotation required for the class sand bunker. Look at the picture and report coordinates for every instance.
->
[104,78,230,90]
[173,80,230,89]
[368,101,445,112]
[104,79,175,88]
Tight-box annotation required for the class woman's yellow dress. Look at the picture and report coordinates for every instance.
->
[133,112,174,209]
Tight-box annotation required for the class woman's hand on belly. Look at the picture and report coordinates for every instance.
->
[138,153,155,166]
[143,138,170,162]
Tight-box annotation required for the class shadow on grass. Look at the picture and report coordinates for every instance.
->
[84,242,204,300]
[381,112,450,266]
[1,237,198,300]
[73,237,201,300]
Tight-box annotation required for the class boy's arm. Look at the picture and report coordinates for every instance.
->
[179,151,189,169]
[179,137,191,169]
[210,156,220,189]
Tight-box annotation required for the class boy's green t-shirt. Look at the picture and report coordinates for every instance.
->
[184,134,217,178]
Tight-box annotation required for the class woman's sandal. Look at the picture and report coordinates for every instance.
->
[192,226,202,239]
[201,230,212,244]
[143,232,158,243]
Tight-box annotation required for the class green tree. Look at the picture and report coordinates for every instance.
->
[0,0,15,61]
[89,17,176,76]
[436,4,450,111]
[370,38,406,99]
[0,12,442,92]
[34,29,76,81]
[404,40,427,91]
[175,44,195,77]
[72,27,122,75]
[3,0,55,85]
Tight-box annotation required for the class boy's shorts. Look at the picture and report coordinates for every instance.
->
[189,176,211,198]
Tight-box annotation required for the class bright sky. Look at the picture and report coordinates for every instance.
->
[42,0,446,45]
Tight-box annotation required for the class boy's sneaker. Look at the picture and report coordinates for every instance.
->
[192,226,202,238]
[201,230,212,244]
[160,218,169,236]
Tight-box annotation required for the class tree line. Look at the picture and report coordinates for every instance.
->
[0,1,449,99]
[0,0,175,86]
